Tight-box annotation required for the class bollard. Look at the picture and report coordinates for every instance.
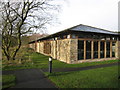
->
[49,57,52,73]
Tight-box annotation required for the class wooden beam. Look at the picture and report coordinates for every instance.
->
[115,41,118,58]
[77,38,117,42]
[84,40,86,60]
[91,41,94,59]
[98,41,100,59]
[104,41,106,58]
[110,41,112,58]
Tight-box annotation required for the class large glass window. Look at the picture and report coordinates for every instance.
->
[94,41,98,59]
[86,41,91,59]
[78,40,84,60]
[106,41,110,58]
[100,41,104,58]
[112,42,116,57]
[78,40,116,60]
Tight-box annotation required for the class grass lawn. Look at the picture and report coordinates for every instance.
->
[2,49,119,88]
[45,66,119,88]
[2,52,119,71]
[2,75,16,89]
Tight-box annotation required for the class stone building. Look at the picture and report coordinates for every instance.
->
[29,24,120,64]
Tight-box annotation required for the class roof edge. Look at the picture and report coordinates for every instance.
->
[29,24,119,44]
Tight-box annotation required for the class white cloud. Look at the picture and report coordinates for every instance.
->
[47,0,119,34]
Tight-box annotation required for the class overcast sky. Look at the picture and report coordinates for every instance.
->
[47,0,119,34]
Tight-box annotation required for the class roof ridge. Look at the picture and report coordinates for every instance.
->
[29,24,118,43]
[78,24,117,33]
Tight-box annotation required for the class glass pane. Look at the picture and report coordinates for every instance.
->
[78,40,84,60]
[94,41,98,59]
[106,41,110,58]
[112,42,116,57]
[100,41,104,58]
[86,41,91,59]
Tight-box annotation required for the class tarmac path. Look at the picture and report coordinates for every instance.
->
[3,69,57,88]
[2,62,118,89]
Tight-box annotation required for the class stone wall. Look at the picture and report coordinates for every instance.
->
[29,43,35,50]
[70,39,78,64]
[115,41,120,59]
[53,39,77,63]
[28,39,78,64]
[33,39,72,63]
[56,39,71,63]
[39,41,44,54]
[50,41,56,59]
[29,39,119,64]
[36,42,39,52]
[29,44,32,48]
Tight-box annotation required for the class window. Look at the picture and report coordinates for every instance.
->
[67,35,71,39]
[106,37,110,40]
[55,37,58,40]
[100,41,104,58]
[94,41,98,59]
[78,40,84,60]
[78,34,84,38]
[63,35,67,39]
[112,37,115,40]
[86,41,91,59]
[106,41,110,58]
[72,34,76,39]
[112,42,116,57]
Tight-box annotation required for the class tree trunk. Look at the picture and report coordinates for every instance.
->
[2,48,10,61]
[12,32,22,60]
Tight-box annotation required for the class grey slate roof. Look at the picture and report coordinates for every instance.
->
[69,24,118,35]
[29,24,119,43]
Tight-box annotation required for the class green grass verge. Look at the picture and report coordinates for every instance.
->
[45,66,119,88]
[2,75,16,89]
[3,52,119,71]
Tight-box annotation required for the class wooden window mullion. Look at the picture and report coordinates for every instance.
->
[104,41,106,58]
[84,40,86,60]
[110,41,112,58]
[91,41,94,59]
[98,41,100,59]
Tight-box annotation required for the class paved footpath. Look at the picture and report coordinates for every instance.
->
[42,62,118,72]
[2,62,119,88]
[3,69,57,88]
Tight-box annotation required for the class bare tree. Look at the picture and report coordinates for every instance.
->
[0,0,60,61]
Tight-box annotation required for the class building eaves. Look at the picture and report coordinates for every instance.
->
[29,24,119,44]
